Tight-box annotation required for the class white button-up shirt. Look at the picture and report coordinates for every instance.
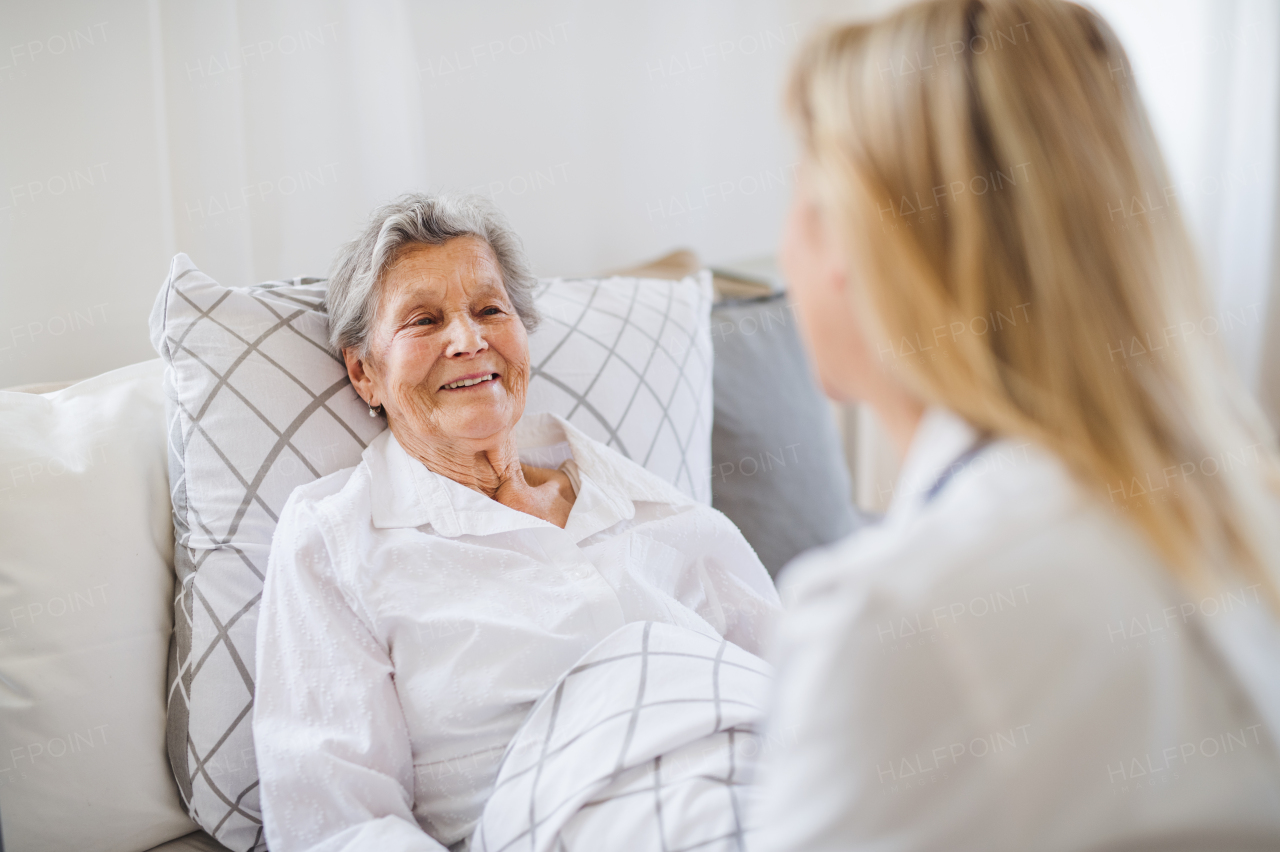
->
[254,413,780,852]
[751,407,1280,851]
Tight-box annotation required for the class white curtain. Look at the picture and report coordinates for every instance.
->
[153,0,808,305]
[1091,0,1280,401]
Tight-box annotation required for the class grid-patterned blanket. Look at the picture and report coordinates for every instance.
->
[471,622,773,852]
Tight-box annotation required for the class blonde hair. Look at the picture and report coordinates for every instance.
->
[787,0,1280,602]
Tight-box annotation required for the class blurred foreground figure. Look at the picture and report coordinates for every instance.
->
[753,0,1280,849]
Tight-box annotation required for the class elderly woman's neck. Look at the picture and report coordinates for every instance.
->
[395,425,528,499]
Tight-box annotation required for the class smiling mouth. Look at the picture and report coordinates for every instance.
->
[441,373,500,391]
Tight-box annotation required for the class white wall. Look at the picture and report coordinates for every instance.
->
[0,0,836,387]
[1,2,174,387]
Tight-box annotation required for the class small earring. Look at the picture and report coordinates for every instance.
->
[368,404,380,418]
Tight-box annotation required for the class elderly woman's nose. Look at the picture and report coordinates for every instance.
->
[443,312,489,357]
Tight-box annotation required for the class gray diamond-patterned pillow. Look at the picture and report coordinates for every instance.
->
[148,253,713,851]
[525,274,712,503]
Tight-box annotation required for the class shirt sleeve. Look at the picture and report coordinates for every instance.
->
[253,497,449,852]
[680,509,784,656]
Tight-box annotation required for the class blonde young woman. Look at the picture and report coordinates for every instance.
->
[751,0,1280,849]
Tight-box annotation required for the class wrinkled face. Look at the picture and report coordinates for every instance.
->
[353,237,530,446]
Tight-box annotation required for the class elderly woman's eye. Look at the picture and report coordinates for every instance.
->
[415,316,434,326]
[482,307,502,316]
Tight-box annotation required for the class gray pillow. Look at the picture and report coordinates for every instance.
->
[710,293,863,576]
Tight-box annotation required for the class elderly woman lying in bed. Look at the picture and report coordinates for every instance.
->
[252,193,781,852]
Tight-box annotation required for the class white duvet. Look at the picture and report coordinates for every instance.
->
[471,621,773,852]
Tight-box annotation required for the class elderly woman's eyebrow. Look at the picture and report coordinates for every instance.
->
[385,288,435,315]
[387,279,507,317]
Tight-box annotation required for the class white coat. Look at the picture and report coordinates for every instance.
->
[751,407,1280,851]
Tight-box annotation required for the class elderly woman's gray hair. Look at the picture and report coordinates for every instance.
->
[326,193,540,358]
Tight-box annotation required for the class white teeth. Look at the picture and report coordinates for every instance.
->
[444,374,497,390]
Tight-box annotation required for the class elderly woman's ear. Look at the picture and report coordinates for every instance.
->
[343,346,380,413]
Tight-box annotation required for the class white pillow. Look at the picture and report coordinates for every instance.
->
[527,274,712,503]
[148,253,713,850]
[0,360,197,852]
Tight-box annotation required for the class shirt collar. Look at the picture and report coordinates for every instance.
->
[363,411,693,539]
[885,406,981,522]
